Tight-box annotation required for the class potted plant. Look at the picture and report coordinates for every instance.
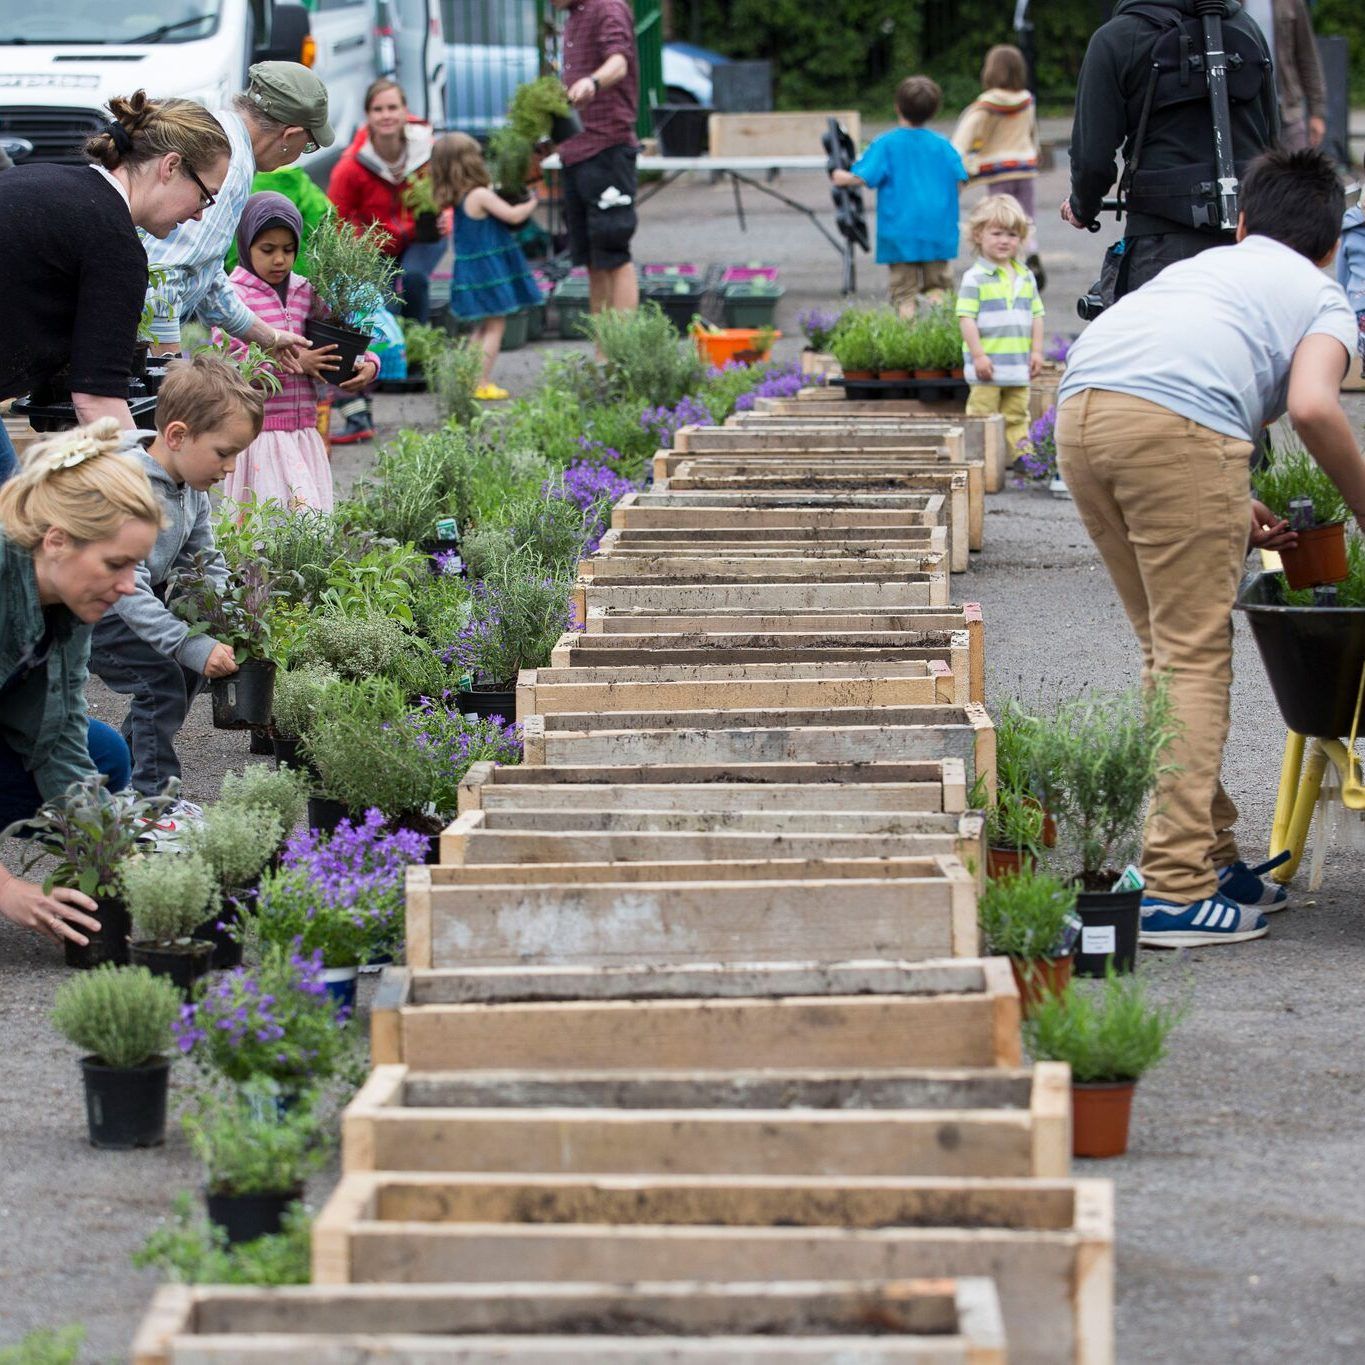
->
[401,173,440,243]
[253,811,429,1007]
[217,764,311,845]
[186,803,285,968]
[978,868,1080,1015]
[133,1191,311,1284]
[1029,684,1178,978]
[184,1081,329,1244]
[871,311,916,380]
[120,850,219,995]
[507,73,580,146]
[168,552,284,729]
[487,125,535,203]
[829,310,879,382]
[269,662,341,769]
[3,775,177,969]
[1025,970,1185,1157]
[1253,433,1351,591]
[985,782,1046,877]
[51,963,182,1149]
[305,216,395,377]
[174,946,350,1089]
[796,307,843,355]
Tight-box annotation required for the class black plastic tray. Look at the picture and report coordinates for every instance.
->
[13,394,159,433]
[833,376,969,403]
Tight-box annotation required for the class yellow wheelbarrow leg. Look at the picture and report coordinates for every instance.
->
[1271,738,1327,885]
[1269,730,1306,874]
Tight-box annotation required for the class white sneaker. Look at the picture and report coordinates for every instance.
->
[137,799,205,849]
[1049,476,1072,499]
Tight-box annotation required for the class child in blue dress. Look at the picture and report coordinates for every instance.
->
[430,132,541,401]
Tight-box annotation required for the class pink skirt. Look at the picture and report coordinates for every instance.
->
[223,427,333,513]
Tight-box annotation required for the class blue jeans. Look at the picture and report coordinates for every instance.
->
[0,420,17,485]
[398,240,446,324]
[0,719,131,831]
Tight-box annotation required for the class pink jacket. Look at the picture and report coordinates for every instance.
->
[217,268,378,433]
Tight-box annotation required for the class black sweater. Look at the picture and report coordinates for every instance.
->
[1069,0,1279,237]
[0,163,147,400]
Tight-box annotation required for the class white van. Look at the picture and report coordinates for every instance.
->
[0,0,437,173]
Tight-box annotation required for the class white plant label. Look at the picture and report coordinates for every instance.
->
[1082,925,1116,954]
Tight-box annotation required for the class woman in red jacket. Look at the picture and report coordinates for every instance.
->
[326,77,444,441]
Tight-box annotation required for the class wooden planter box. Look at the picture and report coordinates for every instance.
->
[573,576,952,620]
[404,855,979,969]
[135,1278,1007,1364]
[342,1061,1070,1179]
[373,957,1021,1070]
[579,549,952,582]
[516,660,957,721]
[612,489,946,529]
[312,1173,1113,1365]
[654,444,960,478]
[677,423,966,460]
[519,703,994,787]
[739,406,1007,492]
[439,807,983,870]
[458,757,970,816]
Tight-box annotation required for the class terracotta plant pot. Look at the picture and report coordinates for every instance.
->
[986,844,1035,879]
[877,369,911,381]
[1008,954,1073,1017]
[841,369,875,381]
[1072,1079,1136,1158]
[1279,521,1348,591]
[914,368,949,379]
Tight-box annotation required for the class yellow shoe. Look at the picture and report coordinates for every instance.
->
[474,383,509,401]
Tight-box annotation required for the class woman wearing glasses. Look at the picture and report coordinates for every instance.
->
[0,91,231,483]
[142,61,336,363]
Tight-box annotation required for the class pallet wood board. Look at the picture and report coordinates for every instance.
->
[578,550,952,581]
[312,1172,1113,1365]
[404,855,979,969]
[574,577,952,617]
[342,1062,1070,1179]
[707,109,861,157]
[457,758,971,815]
[370,958,1023,1072]
[677,424,966,459]
[134,1279,1006,1365]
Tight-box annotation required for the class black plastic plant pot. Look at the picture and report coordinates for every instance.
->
[128,940,214,997]
[304,316,374,381]
[81,1055,169,1150]
[194,901,243,971]
[307,795,354,835]
[211,658,276,730]
[249,726,274,756]
[413,209,440,243]
[1073,887,1141,978]
[64,894,130,970]
[1236,570,1365,739]
[496,185,533,205]
[205,1186,303,1245]
[550,108,583,143]
[456,685,516,722]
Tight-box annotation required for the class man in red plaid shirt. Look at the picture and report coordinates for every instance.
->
[553,0,640,316]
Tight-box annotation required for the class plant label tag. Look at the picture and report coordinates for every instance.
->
[1082,925,1116,954]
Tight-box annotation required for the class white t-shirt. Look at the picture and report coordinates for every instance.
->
[1058,235,1356,443]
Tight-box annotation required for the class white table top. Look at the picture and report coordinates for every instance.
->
[540,153,830,173]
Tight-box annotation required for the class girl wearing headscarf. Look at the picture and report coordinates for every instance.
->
[216,191,378,512]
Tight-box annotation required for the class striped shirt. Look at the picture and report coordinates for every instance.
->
[142,108,256,343]
[956,257,1044,386]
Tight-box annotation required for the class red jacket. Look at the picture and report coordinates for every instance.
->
[326,118,436,258]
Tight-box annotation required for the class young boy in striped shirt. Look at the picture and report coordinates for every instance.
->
[956,194,1045,455]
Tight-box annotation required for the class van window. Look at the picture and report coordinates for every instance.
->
[0,0,222,44]
[441,0,538,46]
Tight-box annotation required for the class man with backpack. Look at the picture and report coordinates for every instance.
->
[1062,0,1279,299]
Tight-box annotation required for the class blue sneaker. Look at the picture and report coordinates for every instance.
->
[1217,853,1291,913]
[1139,892,1268,947]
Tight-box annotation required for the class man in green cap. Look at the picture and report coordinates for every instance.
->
[143,62,336,357]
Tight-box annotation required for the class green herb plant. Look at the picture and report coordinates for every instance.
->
[588,303,705,407]
[119,850,218,946]
[134,1192,310,1285]
[217,764,311,835]
[306,217,395,324]
[401,173,439,218]
[184,1081,330,1196]
[50,964,181,1068]
[0,1326,85,1365]
[1254,427,1350,525]
[829,310,879,373]
[978,867,1078,962]
[188,803,284,894]
[270,662,342,741]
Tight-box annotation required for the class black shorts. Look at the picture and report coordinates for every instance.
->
[562,143,638,271]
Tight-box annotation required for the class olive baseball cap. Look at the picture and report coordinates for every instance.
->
[246,61,335,149]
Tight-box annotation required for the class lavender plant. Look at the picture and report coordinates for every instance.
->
[797,306,844,352]
[640,393,715,450]
[446,565,578,688]
[1013,406,1059,486]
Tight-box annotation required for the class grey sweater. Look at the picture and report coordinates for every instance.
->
[109,436,228,673]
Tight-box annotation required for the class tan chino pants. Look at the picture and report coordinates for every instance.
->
[1056,389,1253,902]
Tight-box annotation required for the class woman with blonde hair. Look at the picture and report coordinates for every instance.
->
[0,91,232,482]
[0,421,163,948]
[430,132,541,400]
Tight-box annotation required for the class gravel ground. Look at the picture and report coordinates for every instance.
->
[4,138,1365,1362]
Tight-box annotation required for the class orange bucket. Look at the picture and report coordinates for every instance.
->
[691,326,783,368]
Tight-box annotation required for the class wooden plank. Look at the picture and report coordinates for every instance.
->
[410,857,980,968]
[342,1062,1064,1179]
[654,445,960,478]
[679,425,966,459]
[574,578,951,617]
[371,958,1023,1071]
[707,110,861,158]
[133,1279,1004,1365]
[580,551,949,579]
[314,1173,1114,1365]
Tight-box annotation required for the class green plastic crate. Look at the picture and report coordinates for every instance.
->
[501,309,531,352]
[722,286,784,329]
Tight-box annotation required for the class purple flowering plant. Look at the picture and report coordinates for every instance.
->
[252,809,429,966]
[639,393,714,449]
[401,696,523,814]
[446,573,579,687]
[172,947,346,1085]
[1044,334,1072,364]
[796,307,844,352]
[733,361,807,412]
[1014,405,1058,485]
[546,458,636,555]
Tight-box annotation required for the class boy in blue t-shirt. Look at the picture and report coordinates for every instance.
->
[833,76,968,315]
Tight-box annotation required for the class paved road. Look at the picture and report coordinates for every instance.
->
[3,146,1365,1362]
